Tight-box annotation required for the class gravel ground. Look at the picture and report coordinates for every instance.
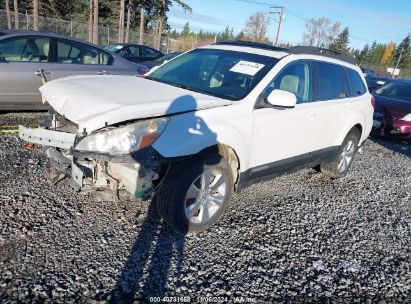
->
[0,113,410,303]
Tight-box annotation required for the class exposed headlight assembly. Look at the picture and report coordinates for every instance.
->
[402,113,411,122]
[75,117,169,155]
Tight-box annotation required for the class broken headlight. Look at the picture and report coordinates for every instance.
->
[75,117,169,155]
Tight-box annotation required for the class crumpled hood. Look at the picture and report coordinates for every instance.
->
[40,75,232,132]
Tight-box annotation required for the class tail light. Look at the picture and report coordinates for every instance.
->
[371,96,376,108]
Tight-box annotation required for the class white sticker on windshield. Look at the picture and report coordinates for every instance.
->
[229,61,265,76]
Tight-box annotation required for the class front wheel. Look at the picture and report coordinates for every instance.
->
[320,129,360,178]
[156,153,233,233]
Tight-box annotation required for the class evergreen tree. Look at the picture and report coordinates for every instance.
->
[181,21,190,36]
[358,43,370,64]
[392,35,411,68]
[329,27,349,54]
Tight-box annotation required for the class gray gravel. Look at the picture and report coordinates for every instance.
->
[0,113,410,303]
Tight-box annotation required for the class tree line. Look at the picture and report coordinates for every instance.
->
[302,17,410,69]
[1,2,409,69]
[1,0,192,47]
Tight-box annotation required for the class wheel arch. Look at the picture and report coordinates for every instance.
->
[197,143,241,190]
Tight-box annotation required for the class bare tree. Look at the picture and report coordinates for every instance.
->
[125,5,131,43]
[118,0,125,43]
[302,18,341,47]
[139,6,144,44]
[92,0,99,44]
[156,0,165,50]
[33,0,39,31]
[243,12,270,42]
[156,0,192,50]
[5,0,12,29]
[88,0,93,42]
[13,0,19,29]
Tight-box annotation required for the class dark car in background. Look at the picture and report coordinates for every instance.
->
[104,43,163,64]
[372,80,411,139]
[361,66,392,92]
[0,30,139,110]
[136,52,182,75]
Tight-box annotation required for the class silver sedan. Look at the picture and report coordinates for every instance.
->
[0,30,140,111]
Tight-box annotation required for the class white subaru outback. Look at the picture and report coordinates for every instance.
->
[19,41,374,233]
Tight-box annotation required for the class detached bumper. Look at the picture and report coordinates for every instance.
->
[19,125,76,149]
[19,125,164,200]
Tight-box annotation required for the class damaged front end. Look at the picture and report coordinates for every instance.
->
[19,110,169,201]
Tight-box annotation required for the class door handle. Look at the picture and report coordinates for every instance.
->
[305,112,316,119]
[97,70,108,75]
[34,69,50,76]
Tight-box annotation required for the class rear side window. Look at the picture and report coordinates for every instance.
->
[56,40,111,65]
[142,47,161,59]
[316,62,346,100]
[346,68,367,96]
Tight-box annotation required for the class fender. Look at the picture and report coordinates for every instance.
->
[152,105,253,172]
[334,112,365,147]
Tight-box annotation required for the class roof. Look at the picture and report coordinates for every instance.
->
[0,29,106,51]
[215,41,357,65]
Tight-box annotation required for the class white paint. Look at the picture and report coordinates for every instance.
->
[40,75,232,133]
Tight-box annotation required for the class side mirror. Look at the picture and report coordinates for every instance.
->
[266,89,297,108]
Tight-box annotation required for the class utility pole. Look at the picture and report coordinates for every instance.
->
[270,6,284,47]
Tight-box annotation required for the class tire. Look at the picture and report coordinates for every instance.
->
[155,153,233,234]
[320,129,360,178]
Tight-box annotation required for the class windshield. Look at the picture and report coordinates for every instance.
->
[147,48,279,100]
[375,82,411,102]
[104,44,123,52]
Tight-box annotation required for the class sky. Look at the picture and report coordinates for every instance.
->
[167,0,411,49]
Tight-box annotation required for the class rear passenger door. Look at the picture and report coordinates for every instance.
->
[308,61,352,157]
[52,39,114,79]
[0,36,52,108]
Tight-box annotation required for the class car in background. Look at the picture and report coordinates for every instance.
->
[372,80,411,138]
[366,76,392,92]
[104,43,163,64]
[136,52,182,75]
[361,66,376,78]
[0,30,140,111]
[360,66,392,92]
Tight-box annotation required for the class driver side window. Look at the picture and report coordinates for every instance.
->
[263,61,313,104]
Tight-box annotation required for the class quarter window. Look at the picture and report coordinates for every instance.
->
[316,62,346,100]
[263,61,313,104]
[57,40,111,65]
[122,46,140,57]
[346,68,367,96]
[0,37,50,62]
[141,47,161,59]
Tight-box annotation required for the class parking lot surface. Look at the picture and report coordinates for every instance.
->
[0,113,410,303]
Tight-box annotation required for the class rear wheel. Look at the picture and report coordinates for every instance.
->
[320,129,360,178]
[156,153,233,233]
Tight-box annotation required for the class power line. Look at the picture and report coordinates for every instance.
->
[233,0,375,45]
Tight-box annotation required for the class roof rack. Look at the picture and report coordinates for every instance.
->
[214,40,289,52]
[288,46,357,65]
